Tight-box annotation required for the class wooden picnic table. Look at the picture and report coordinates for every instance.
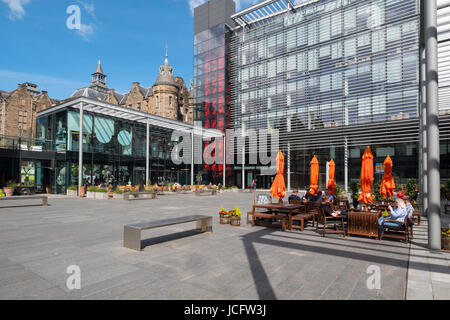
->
[253,203,306,231]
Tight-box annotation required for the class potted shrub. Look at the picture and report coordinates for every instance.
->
[4,182,17,197]
[349,181,360,209]
[113,189,124,199]
[67,185,78,197]
[442,228,450,251]
[230,207,242,226]
[219,207,230,224]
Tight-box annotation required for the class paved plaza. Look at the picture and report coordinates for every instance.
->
[0,192,448,300]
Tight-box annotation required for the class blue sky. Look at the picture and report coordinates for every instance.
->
[0,0,257,99]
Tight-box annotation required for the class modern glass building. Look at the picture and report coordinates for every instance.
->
[31,97,221,194]
[193,0,450,190]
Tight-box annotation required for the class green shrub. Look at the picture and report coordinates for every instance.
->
[68,185,78,191]
[406,178,419,200]
[349,181,360,201]
[6,182,18,188]
[113,189,123,194]
[373,181,383,201]
[143,189,155,193]
[87,186,107,193]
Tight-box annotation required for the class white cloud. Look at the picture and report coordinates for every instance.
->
[76,0,95,18]
[188,0,258,15]
[2,0,30,20]
[76,23,95,41]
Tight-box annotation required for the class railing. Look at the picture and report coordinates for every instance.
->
[0,135,54,153]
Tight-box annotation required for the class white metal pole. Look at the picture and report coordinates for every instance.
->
[78,102,84,197]
[191,130,194,186]
[146,120,149,188]
[223,135,226,187]
[287,142,291,191]
[242,143,245,190]
[424,0,441,250]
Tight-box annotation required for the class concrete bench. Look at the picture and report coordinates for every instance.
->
[0,195,48,207]
[123,192,157,201]
[123,215,212,251]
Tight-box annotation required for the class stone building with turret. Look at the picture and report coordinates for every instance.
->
[71,55,194,124]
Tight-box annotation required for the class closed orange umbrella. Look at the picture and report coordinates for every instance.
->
[358,146,374,204]
[309,156,319,195]
[380,155,395,199]
[270,150,286,200]
[327,159,337,195]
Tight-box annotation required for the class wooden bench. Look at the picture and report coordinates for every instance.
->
[252,212,287,231]
[0,195,48,207]
[290,213,314,232]
[123,215,212,251]
[123,192,157,201]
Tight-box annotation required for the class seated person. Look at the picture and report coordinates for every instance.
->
[378,198,408,234]
[321,196,347,219]
[310,190,323,203]
[288,189,302,203]
[325,190,334,203]
[303,188,311,201]
[403,196,415,218]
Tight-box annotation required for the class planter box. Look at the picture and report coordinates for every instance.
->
[219,214,230,224]
[87,191,95,199]
[113,193,124,199]
[442,238,450,251]
[95,192,108,200]
[230,216,241,226]
[67,190,78,197]
[4,188,14,197]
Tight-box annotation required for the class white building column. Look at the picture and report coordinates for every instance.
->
[242,143,245,190]
[78,102,84,197]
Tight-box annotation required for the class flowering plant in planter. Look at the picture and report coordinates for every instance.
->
[230,207,242,226]
[219,206,230,224]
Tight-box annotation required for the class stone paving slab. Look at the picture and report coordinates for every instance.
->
[0,192,414,300]
[406,217,450,300]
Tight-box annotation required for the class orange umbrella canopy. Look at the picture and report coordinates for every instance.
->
[358,146,374,204]
[309,156,319,195]
[327,159,337,195]
[380,155,395,199]
[270,150,286,199]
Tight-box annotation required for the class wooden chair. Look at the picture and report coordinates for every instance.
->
[379,216,410,243]
[305,201,322,227]
[247,194,272,224]
[315,207,346,237]
[337,197,350,211]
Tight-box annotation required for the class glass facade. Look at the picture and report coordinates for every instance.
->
[224,0,424,188]
[37,107,189,194]
[194,24,231,184]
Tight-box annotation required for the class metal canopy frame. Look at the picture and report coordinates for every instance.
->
[37,97,224,138]
[231,0,315,28]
